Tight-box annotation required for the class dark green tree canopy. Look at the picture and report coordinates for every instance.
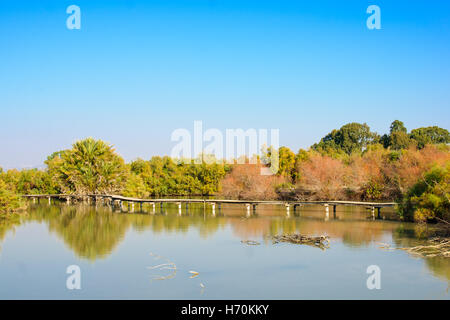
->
[313,122,379,155]
[410,126,450,149]
[390,120,407,134]
[390,131,414,150]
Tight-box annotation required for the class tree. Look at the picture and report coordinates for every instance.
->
[410,126,450,149]
[278,147,296,181]
[313,122,379,155]
[0,180,22,217]
[380,120,414,150]
[123,172,148,198]
[219,164,285,200]
[390,120,407,134]
[390,131,415,150]
[399,163,450,222]
[46,138,128,195]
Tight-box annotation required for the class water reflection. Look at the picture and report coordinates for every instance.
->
[0,203,448,282]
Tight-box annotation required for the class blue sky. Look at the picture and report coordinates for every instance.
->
[1,0,449,168]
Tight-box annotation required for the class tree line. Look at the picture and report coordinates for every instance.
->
[0,121,449,222]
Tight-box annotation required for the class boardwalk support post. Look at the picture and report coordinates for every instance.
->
[150,202,155,214]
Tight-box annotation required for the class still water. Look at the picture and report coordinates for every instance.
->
[0,203,448,299]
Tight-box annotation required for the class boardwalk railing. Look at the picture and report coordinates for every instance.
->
[21,194,396,218]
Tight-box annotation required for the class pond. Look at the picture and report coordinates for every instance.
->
[0,203,448,299]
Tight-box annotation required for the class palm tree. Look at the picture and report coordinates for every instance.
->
[51,138,127,195]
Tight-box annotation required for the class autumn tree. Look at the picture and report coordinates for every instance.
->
[219,164,285,200]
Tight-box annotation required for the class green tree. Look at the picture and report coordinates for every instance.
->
[46,138,128,195]
[399,163,450,222]
[390,120,407,134]
[278,147,296,181]
[0,180,22,217]
[410,126,450,149]
[313,122,379,155]
[390,131,415,150]
[123,172,148,198]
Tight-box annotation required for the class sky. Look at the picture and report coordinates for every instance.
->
[1,0,449,169]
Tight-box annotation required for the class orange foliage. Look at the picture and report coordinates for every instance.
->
[296,154,349,200]
[387,145,450,194]
[219,164,286,200]
[295,145,450,201]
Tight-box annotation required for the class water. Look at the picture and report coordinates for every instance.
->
[0,203,448,299]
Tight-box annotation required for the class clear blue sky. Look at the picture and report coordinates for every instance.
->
[1,0,449,168]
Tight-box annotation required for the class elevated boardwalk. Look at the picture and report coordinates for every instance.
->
[22,194,396,218]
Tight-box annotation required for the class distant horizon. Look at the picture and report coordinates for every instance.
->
[1,119,447,170]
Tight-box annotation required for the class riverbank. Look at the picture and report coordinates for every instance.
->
[1,122,449,223]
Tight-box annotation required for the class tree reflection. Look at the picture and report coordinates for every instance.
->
[0,203,447,284]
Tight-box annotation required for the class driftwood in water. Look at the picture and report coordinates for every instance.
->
[398,237,450,258]
[271,234,330,250]
[241,240,261,245]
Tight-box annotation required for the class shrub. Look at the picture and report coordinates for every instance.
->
[219,164,285,200]
[0,180,23,218]
[399,163,450,222]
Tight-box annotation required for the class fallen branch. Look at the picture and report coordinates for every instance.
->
[241,240,261,245]
[397,238,450,258]
[271,234,330,250]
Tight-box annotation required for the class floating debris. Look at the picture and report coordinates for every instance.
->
[398,237,450,258]
[189,270,200,278]
[147,263,175,270]
[377,242,395,250]
[147,253,177,281]
[200,283,205,288]
[241,240,261,246]
[271,234,330,250]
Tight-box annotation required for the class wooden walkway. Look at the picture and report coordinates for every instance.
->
[21,194,396,218]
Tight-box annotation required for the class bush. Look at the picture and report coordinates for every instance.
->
[399,163,450,222]
[0,180,23,218]
[219,164,286,200]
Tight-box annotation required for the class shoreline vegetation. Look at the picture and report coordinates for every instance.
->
[1,120,449,224]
